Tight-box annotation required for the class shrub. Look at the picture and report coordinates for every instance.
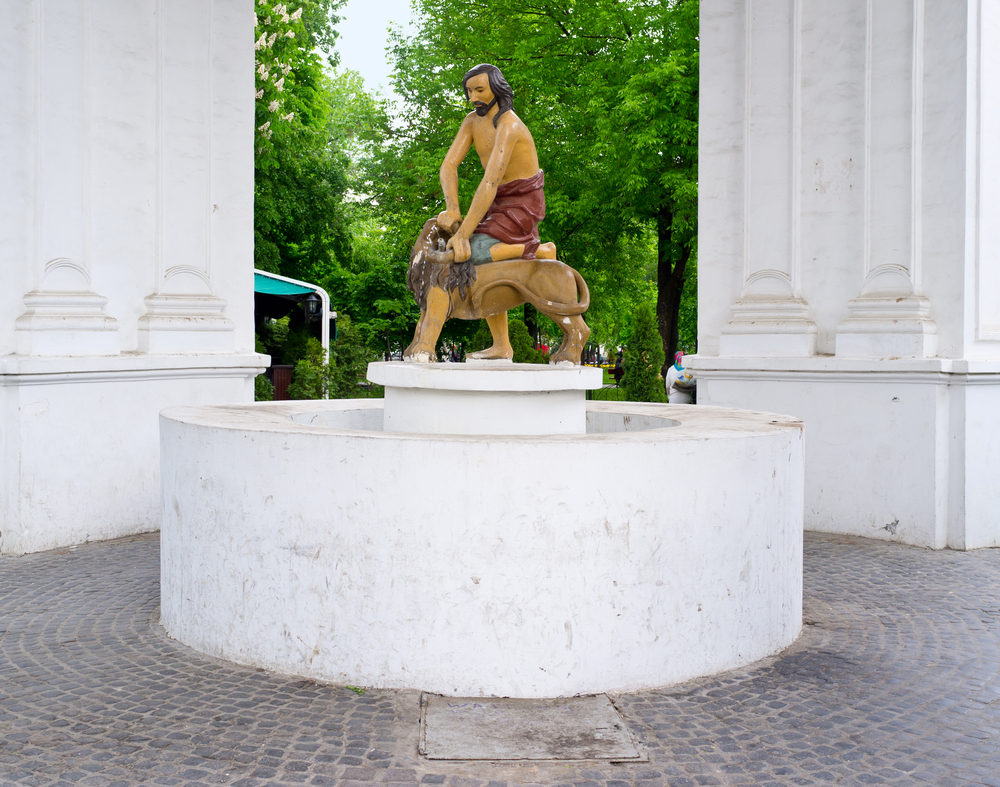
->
[286,320,373,400]
[254,374,274,401]
[328,320,371,398]
[622,302,667,403]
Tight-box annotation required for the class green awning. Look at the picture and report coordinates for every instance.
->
[254,273,314,296]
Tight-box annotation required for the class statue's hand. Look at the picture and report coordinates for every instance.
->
[446,234,472,263]
[437,210,463,236]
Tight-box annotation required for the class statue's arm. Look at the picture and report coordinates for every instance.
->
[437,117,473,234]
[448,122,517,261]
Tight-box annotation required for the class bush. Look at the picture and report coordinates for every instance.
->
[254,374,274,401]
[509,319,548,363]
[329,320,371,398]
[282,326,316,367]
[622,302,667,403]
[254,333,275,401]
[286,337,327,400]
[286,320,373,400]
[257,317,290,364]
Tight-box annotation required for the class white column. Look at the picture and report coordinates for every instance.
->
[0,0,264,557]
[835,0,937,358]
[694,0,1000,550]
[971,0,1000,352]
[137,0,235,354]
[13,0,120,357]
[718,0,817,357]
[0,2,35,356]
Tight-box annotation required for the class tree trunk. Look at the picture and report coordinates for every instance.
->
[656,208,690,376]
[523,303,539,345]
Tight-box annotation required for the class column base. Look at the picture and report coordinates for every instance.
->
[0,352,268,556]
[719,297,818,357]
[686,355,1000,550]
[136,294,235,354]
[835,294,937,359]
[15,291,121,356]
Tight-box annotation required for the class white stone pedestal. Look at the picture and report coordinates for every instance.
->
[367,361,603,435]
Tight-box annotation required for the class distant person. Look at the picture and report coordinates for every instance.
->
[612,356,624,385]
[666,351,696,404]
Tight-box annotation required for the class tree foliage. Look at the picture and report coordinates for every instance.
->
[467,317,549,363]
[254,1,360,285]
[363,0,699,360]
[254,0,699,378]
[623,301,667,403]
[286,320,373,400]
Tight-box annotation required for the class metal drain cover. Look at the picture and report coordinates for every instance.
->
[418,693,646,761]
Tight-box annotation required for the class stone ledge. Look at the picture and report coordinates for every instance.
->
[686,355,1000,377]
[0,352,269,385]
[367,360,603,392]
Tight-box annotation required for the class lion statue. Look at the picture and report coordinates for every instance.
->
[402,218,591,365]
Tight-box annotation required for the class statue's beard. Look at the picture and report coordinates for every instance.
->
[473,97,498,116]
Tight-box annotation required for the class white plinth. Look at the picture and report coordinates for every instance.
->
[688,355,1000,549]
[0,353,266,556]
[160,399,804,697]
[367,361,603,435]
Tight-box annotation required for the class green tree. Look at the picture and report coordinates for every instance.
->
[254,2,356,286]
[254,335,275,401]
[287,338,329,400]
[467,317,548,363]
[589,0,699,371]
[254,2,415,361]
[623,302,667,403]
[286,320,373,400]
[367,0,698,365]
[328,320,372,397]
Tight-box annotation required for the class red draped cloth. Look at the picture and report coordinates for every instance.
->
[474,170,545,259]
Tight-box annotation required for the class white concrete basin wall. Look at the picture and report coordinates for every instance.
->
[159,400,804,698]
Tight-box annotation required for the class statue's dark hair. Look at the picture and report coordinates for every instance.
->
[462,63,514,128]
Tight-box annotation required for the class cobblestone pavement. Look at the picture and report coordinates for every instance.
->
[2,533,1000,787]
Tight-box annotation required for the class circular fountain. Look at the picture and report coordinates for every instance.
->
[159,362,803,698]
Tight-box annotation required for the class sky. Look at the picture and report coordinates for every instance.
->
[335,0,415,100]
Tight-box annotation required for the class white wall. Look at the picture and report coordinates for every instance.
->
[0,0,266,555]
[0,0,255,357]
[161,400,804,697]
[693,0,1000,548]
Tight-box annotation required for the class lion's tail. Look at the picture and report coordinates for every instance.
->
[472,265,590,316]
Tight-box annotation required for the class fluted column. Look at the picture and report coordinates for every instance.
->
[719,0,818,357]
[136,0,235,354]
[13,0,120,357]
[834,0,937,358]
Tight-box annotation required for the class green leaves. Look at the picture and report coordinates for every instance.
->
[285,320,373,400]
[255,0,700,364]
[623,301,667,403]
[363,0,699,353]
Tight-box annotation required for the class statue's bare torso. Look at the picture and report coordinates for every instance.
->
[431,68,563,360]
[467,110,539,185]
[437,73,542,257]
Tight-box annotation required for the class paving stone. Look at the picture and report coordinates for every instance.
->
[1,533,1000,785]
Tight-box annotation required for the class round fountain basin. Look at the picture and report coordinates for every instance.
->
[159,399,804,698]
